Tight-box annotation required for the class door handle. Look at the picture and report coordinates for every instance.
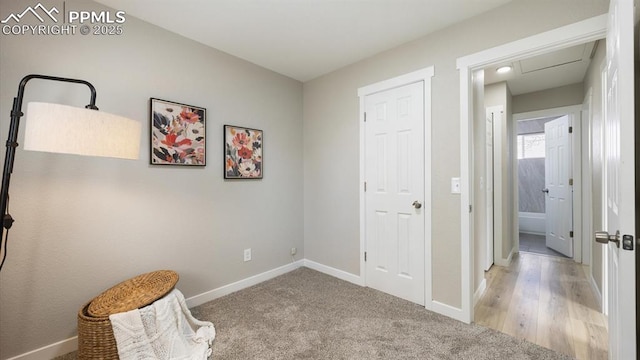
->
[595,230,620,248]
[412,201,422,209]
[541,188,549,193]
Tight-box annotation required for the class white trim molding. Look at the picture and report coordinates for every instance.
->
[431,301,466,322]
[5,337,79,360]
[473,278,488,307]
[186,260,304,308]
[303,259,363,286]
[456,14,606,324]
[590,272,603,310]
[495,247,515,267]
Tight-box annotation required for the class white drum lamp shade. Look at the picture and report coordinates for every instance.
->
[0,74,143,273]
[24,102,141,160]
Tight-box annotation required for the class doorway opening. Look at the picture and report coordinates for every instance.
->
[476,47,607,358]
[516,115,567,258]
[458,14,610,358]
[516,114,573,259]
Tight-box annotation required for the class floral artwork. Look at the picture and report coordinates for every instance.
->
[224,125,263,179]
[150,98,206,166]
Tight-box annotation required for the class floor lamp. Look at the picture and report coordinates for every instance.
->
[0,74,142,271]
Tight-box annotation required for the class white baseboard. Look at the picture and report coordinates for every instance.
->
[5,337,78,360]
[506,248,514,263]
[186,260,304,308]
[301,260,473,325]
[589,271,603,311]
[430,300,467,323]
[303,259,363,286]
[494,247,515,267]
[473,278,487,306]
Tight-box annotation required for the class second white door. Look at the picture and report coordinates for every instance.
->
[544,115,573,257]
[365,81,425,305]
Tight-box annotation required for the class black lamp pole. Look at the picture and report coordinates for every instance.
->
[0,75,99,268]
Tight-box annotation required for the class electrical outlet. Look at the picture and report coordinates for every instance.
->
[290,247,297,256]
[244,248,251,262]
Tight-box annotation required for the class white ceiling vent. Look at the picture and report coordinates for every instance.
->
[518,43,593,74]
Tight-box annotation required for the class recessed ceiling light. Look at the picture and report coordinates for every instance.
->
[496,65,512,74]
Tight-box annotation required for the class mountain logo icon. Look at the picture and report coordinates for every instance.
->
[1,3,59,24]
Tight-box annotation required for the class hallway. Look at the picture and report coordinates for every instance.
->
[474,252,607,359]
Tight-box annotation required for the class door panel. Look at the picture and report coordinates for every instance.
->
[365,81,425,305]
[544,115,573,257]
[601,0,636,358]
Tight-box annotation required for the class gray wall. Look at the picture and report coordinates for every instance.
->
[303,0,608,309]
[517,118,550,214]
[513,83,584,113]
[518,159,545,212]
[0,0,303,357]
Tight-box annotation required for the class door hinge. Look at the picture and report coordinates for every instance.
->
[570,231,574,238]
[364,112,367,122]
[469,205,473,213]
[569,126,573,134]
[569,178,574,186]
[364,182,367,192]
[364,252,367,262]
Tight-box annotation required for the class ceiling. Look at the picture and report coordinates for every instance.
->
[484,41,598,95]
[94,0,511,82]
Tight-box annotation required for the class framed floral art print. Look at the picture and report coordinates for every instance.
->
[224,125,263,179]
[150,98,206,166]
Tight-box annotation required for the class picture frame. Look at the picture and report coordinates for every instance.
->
[224,125,263,179]
[150,98,206,166]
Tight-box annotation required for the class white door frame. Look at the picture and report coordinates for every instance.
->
[581,88,594,267]
[358,66,434,309]
[485,107,498,271]
[513,105,583,263]
[486,106,503,266]
[456,14,606,324]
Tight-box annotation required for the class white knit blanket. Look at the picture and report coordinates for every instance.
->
[109,289,215,360]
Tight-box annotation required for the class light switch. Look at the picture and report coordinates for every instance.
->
[451,177,461,194]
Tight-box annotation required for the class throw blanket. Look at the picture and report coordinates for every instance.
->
[109,289,215,360]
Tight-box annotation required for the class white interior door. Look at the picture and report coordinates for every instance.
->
[544,115,573,257]
[485,112,494,271]
[365,81,425,305]
[598,0,636,358]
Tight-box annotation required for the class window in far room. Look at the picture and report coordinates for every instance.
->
[517,133,545,159]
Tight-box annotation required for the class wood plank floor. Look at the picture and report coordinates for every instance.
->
[474,252,608,360]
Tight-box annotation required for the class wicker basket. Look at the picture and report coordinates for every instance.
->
[77,270,179,359]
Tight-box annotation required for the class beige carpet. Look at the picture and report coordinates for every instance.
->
[57,267,572,359]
